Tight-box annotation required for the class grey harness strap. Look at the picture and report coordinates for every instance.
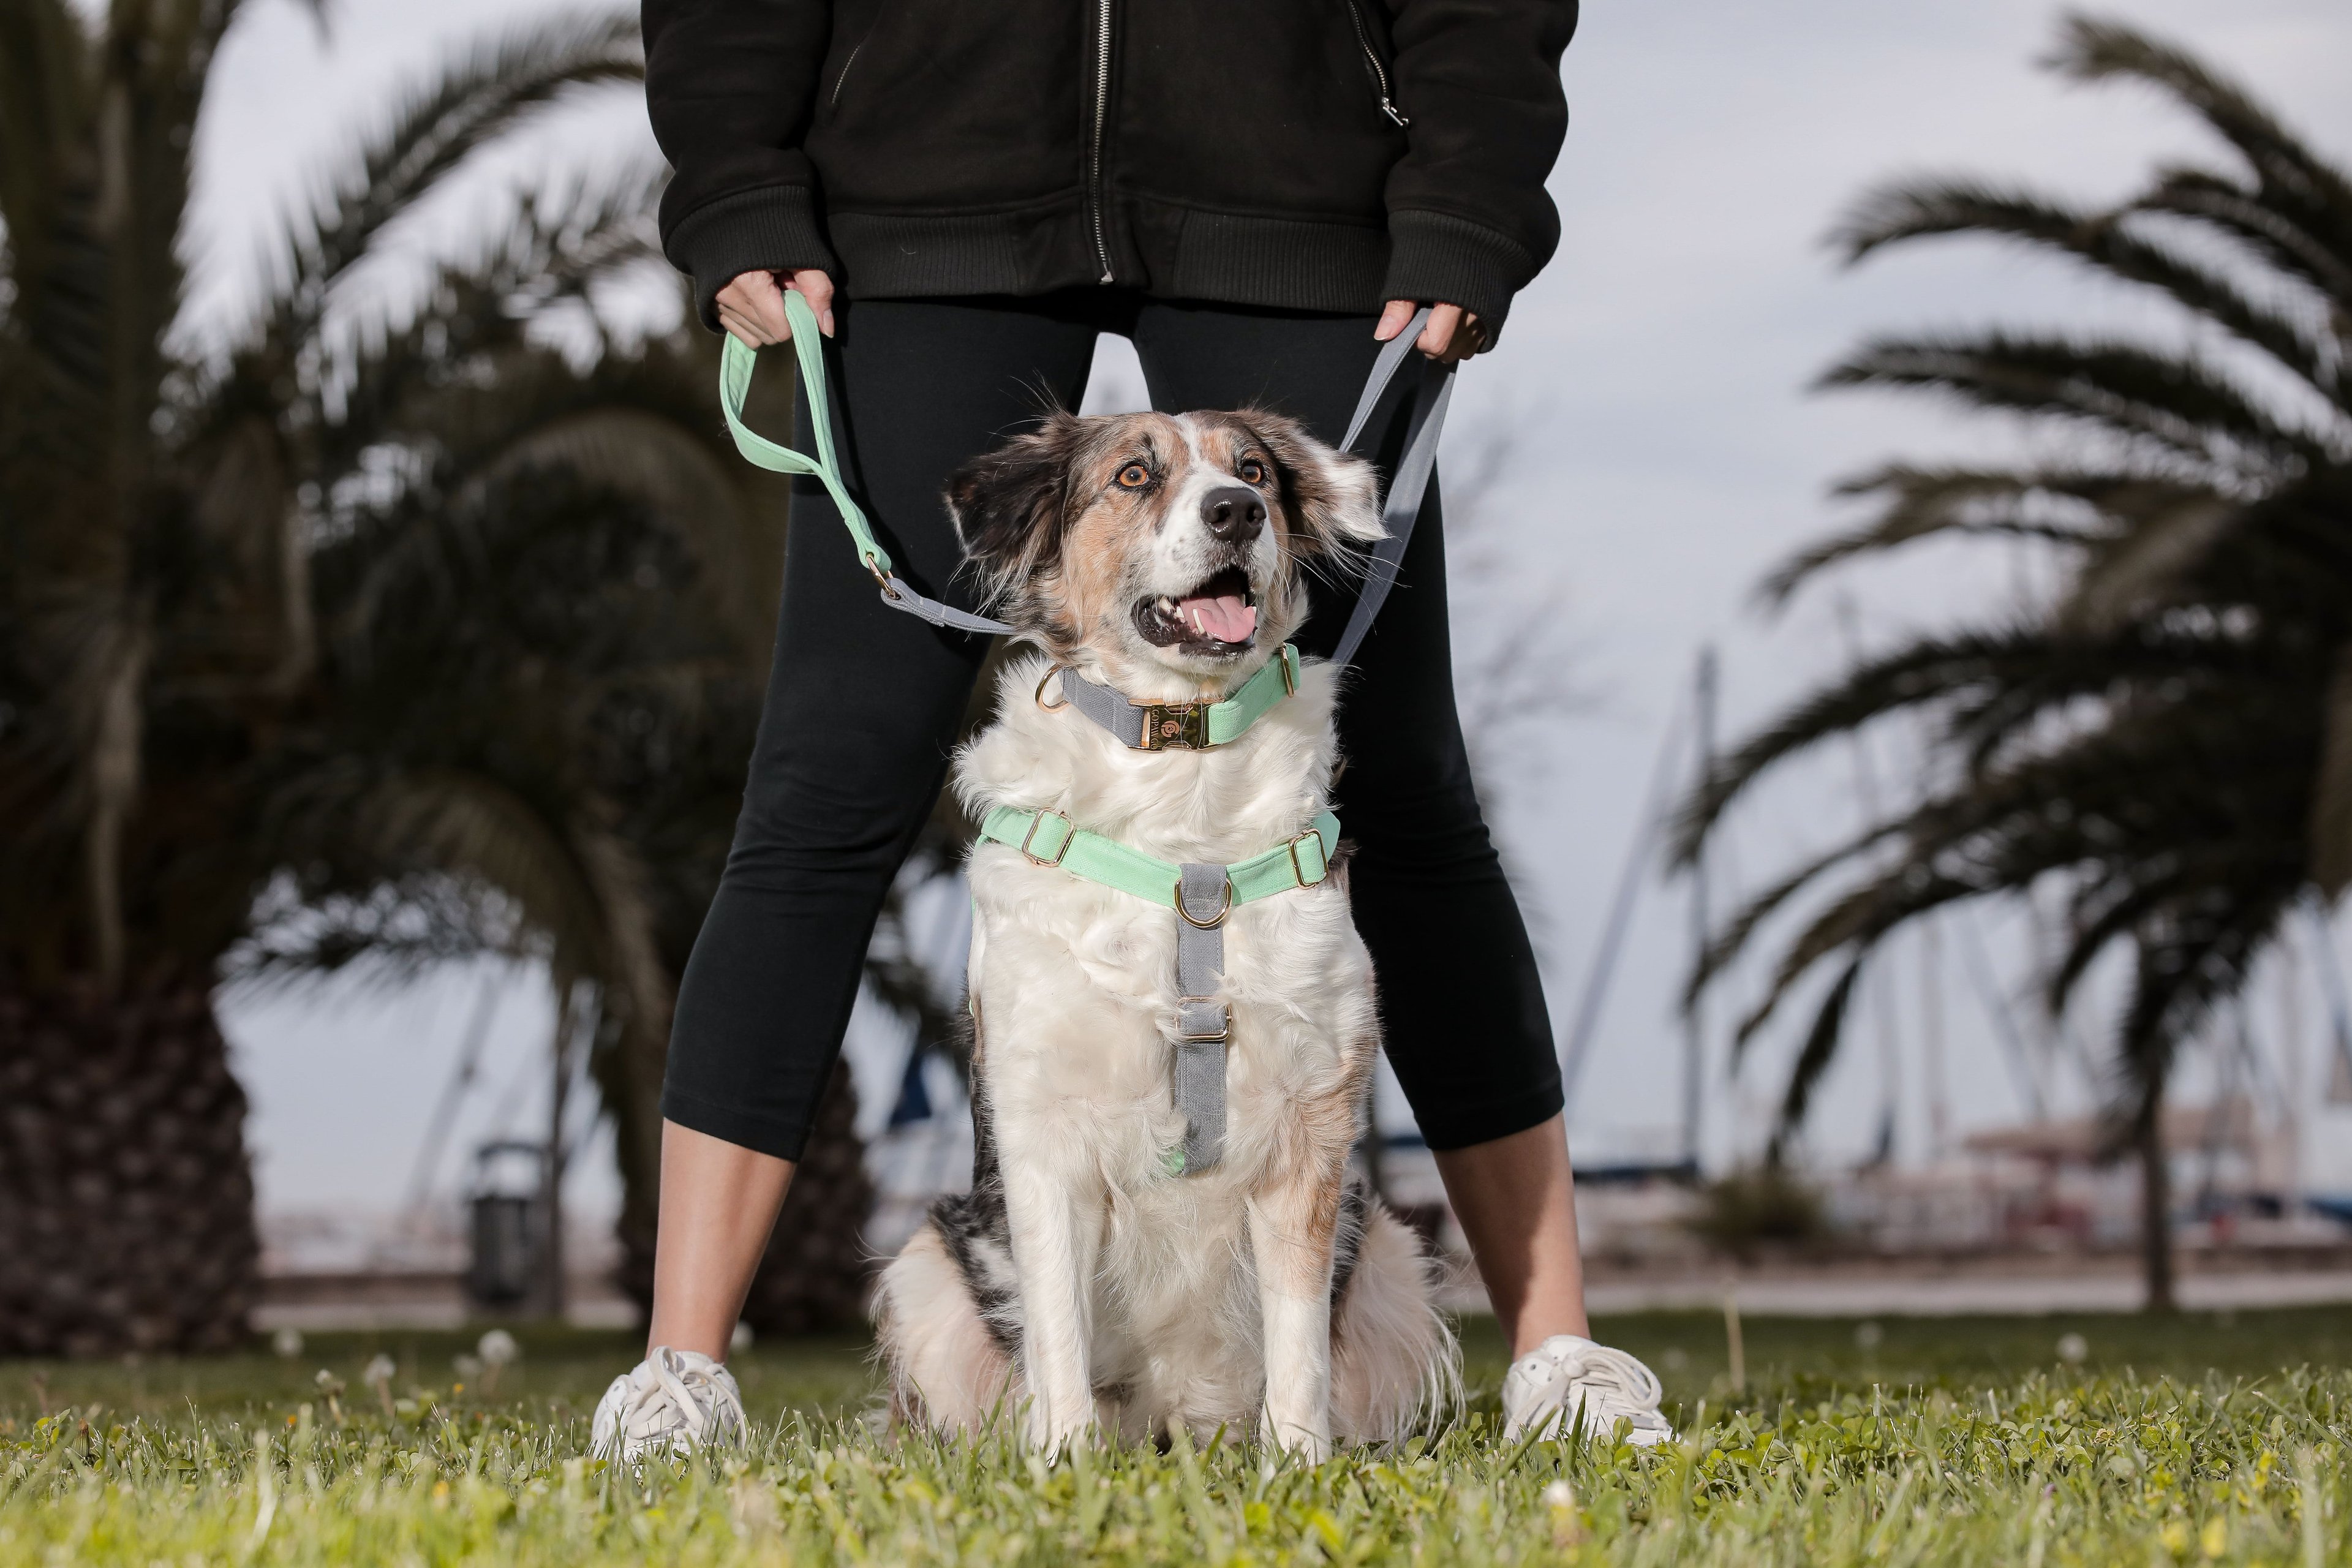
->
[1173,862,1234,1173]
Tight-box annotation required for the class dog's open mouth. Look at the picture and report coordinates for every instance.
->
[1134,565,1256,653]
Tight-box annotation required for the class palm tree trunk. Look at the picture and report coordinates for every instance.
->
[0,970,259,1355]
[2136,1095,2176,1313]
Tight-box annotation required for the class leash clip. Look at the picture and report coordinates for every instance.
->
[1137,701,1212,751]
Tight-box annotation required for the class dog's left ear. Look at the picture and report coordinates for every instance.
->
[946,412,1083,607]
[1240,412,1385,557]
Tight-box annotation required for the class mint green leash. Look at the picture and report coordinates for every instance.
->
[719,289,1017,637]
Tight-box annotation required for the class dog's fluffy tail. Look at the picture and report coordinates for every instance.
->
[1329,1200,1461,1443]
[873,1222,1019,1431]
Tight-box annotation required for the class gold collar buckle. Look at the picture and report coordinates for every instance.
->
[1136,701,1212,750]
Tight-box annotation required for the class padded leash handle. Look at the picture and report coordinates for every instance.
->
[1331,305,1456,670]
[718,291,1018,638]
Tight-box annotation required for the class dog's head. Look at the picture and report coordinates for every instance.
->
[946,410,1382,689]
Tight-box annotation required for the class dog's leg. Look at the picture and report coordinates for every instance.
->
[1000,1154,1106,1453]
[1246,1157,1348,1460]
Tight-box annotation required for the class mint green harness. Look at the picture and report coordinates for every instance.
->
[718,290,1450,1173]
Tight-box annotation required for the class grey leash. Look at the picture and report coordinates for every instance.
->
[1158,320,1452,1167]
[1330,306,1455,669]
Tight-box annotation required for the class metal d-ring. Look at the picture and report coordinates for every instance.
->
[1035,664,1073,710]
[1174,877,1234,929]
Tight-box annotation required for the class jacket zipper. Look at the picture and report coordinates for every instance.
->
[1087,0,1115,282]
[829,40,867,108]
[1341,0,1409,127]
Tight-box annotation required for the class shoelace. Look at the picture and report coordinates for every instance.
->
[1509,1338,1668,1440]
[608,1351,745,1449]
[1541,1343,1664,1414]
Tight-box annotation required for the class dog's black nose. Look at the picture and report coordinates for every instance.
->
[1201,484,1266,542]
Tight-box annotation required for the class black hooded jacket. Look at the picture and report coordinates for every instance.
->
[643,0,1577,334]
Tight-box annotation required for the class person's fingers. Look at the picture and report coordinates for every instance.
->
[1416,303,1464,360]
[1437,311,1489,365]
[717,271,795,343]
[789,268,837,336]
[1373,299,1419,343]
[717,308,768,349]
[744,275,796,342]
[715,295,779,347]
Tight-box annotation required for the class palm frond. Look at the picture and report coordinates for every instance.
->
[2051,15,2352,298]
[1759,462,2182,605]
[257,9,641,344]
[1819,331,2328,475]
[1766,957,1864,1163]
[2133,168,2352,317]
[1830,178,2342,403]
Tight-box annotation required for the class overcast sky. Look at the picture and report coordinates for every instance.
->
[188,0,2352,1226]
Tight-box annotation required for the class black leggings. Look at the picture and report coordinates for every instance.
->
[661,292,1563,1161]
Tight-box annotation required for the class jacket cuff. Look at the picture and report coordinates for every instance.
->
[666,186,839,333]
[1379,209,1538,336]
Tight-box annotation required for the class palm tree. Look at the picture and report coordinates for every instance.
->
[0,0,812,1353]
[1678,15,2352,1310]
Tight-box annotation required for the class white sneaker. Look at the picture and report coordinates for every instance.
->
[590,1346,748,1461]
[1501,1335,1675,1446]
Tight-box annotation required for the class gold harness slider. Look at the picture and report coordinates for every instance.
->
[1019,810,1076,868]
[1286,829,1330,888]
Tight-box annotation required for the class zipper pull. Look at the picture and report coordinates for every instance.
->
[1381,97,1409,129]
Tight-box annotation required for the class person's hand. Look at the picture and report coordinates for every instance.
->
[1374,300,1490,364]
[715,268,835,348]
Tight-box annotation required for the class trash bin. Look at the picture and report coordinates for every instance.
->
[466,1140,545,1309]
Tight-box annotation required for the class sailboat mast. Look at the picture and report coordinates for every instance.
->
[1683,647,1717,1175]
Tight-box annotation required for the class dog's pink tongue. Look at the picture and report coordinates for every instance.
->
[1180,594,1256,643]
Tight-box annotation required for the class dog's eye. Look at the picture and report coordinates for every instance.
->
[1238,457,1268,486]
[1115,462,1152,490]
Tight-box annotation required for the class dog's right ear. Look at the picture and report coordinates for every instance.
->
[946,413,1082,608]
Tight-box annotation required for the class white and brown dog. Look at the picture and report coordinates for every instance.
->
[872,407,1458,1457]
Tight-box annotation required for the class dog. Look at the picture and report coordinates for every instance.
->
[871,405,1459,1458]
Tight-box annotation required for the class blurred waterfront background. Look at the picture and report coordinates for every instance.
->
[7,0,2352,1352]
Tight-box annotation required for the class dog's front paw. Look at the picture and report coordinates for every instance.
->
[1258,1415,1332,1466]
[1025,1407,1099,1460]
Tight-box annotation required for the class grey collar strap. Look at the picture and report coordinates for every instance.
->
[1053,644,1302,752]
[1172,862,1234,1174]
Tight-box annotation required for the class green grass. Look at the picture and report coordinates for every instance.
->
[3,1308,2346,1564]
